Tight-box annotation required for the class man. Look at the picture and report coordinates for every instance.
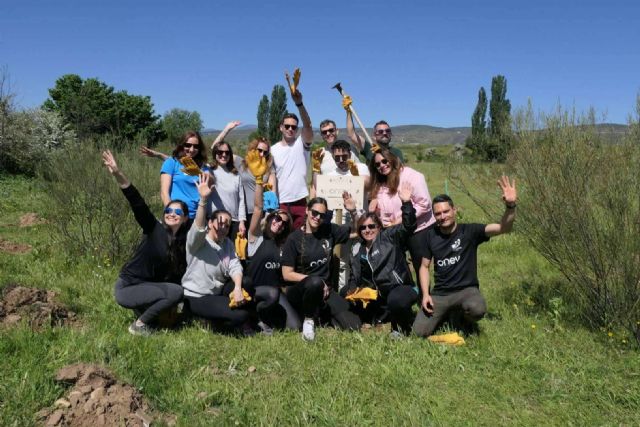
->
[345,107,405,163]
[317,119,362,175]
[311,140,370,290]
[270,89,313,229]
[413,176,517,337]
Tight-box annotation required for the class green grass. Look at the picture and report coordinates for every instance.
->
[1,167,639,426]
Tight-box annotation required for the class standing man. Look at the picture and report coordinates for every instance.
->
[317,119,362,175]
[413,176,517,337]
[270,89,313,229]
[344,103,405,163]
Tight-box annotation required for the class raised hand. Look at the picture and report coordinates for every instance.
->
[498,175,517,205]
[398,181,413,203]
[245,149,268,183]
[347,159,359,176]
[196,172,212,200]
[101,150,119,175]
[312,148,324,173]
[342,191,356,212]
[225,121,241,131]
[342,95,353,111]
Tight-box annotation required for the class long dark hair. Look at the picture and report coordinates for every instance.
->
[162,199,190,283]
[368,148,402,199]
[172,131,207,166]
[263,209,292,246]
[211,141,238,174]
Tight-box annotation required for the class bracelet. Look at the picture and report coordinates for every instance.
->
[295,102,303,107]
[198,200,207,207]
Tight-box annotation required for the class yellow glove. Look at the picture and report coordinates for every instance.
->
[371,143,382,154]
[235,234,248,260]
[228,289,252,308]
[342,95,353,111]
[347,159,359,176]
[263,183,273,192]
[179,156,202,176]
[245,149,268,185]
[427,332,466,346]
[345,287,378,308]
[312,148,324,173]
[285,68,301,95]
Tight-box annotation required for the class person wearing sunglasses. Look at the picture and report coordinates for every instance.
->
[281,195,362,341]
[270,88,314,229]
[316,119,363,175]
[102,150,188,337]
[368,148,435,291]
[342,182,419,337]
[238,137,277,230]
[182,173,252,334]
[160,131,210,219]
[346,114,405,163]
[208,141,246,242]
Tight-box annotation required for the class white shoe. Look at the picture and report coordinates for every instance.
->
[302,318,315,341]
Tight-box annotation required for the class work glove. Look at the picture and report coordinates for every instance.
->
[228,289,252,308]
[312,148,324,173]
[235,234,248,260]
[263,191,279,212]
[427,332,466,346]
[245,149,268,185]
[347,159,359,176]
[285,68,301,94]
[342,95,353,111]
[179,156,202,176]
[345,287,378,308]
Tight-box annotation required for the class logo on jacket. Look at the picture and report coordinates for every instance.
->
[451,238,462,252]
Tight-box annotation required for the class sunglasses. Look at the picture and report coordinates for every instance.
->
[283,124,298,131]
[184,143,199,149]
[257,148,269,156]
[321,128,336,136]
[359,223,378,231]
[375,158,390,168]
[375,129,392,135]
[216,150,230,157]
[310,209,327,219]
[333,154,349,162]
[272,215,288,224]
[164,207,185,216]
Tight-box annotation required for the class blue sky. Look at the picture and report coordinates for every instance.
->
[1,0,638,129]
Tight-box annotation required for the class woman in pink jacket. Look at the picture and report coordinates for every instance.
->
[368,148,435,287]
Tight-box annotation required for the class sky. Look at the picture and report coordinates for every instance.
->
[1,0,638,129]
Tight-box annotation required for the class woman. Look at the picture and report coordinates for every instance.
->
[282,196,361,341]
[209,141,246,242]
[181,173,252,333]
[237,137,277,228]
[368,148,435,286]
[102,150,187,337]
[244,149,299,334]
[160,131,209,219]
[343,182,419,336]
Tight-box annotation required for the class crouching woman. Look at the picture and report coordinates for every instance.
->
[181,173,251,332]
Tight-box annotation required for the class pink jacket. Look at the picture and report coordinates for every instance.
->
[373,166,435,232]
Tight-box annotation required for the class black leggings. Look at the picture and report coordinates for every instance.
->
[254,285,301,330]
[286,276,361,331]
[351,285,418,332]
[184,281,250,328]
[407,226,432,289]
[114,278,183,324]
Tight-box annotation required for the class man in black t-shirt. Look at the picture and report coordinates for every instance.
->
[413,176,517,338]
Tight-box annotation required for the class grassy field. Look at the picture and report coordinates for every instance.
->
[1,161,639,426]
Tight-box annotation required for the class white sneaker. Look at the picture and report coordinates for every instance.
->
[302,318,315,341]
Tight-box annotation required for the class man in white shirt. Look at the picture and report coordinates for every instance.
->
[270,89,313,229]
[317,119,362,175]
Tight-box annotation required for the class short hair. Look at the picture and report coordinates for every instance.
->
[432,194,454,207]
[307,197,328,209]
[319,119,336,129]
[331,140,351,153]
[374,120,390,131]
[356,213,383,239]
[280,113,299,126]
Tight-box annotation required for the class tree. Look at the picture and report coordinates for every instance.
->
[466,87,487,154]
[268,85,287,144]
[487,75,513,161]
[161,108,203,145]
[256,95,269,138]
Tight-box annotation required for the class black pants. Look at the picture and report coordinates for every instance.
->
[286,276,361,331]
[407,226,432,290]
[114,278,183,324]
[412,286,487,337]
[351,285,418,333]
[184,281,250,329]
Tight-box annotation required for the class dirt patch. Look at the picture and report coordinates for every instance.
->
[36,364,174,426]
[0,285,76,328]
[0,238,32,254]
[19,212,47,227]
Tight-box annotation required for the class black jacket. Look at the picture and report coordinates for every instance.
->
[343,201,417,298]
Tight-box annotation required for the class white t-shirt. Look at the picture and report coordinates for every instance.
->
[320,145,362,175]
[271,135,310,203]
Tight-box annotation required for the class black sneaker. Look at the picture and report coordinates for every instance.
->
[128,321,154,337]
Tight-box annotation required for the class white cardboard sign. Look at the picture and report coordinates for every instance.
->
[315,175,365,210]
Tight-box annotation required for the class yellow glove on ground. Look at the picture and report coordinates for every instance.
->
[427,332,466,346]
[347,159,359,176]
[245,149,268,185]
[345,287,378,308]
[228,289,252,308]
[342,95,353,111]
[179,156,202,176]
[235,234,248,260]
[312,148,324,173]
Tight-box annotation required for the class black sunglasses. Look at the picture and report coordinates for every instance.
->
[359,223,378,231]
[321,128,336,135]
[283,124,298,131]
[375,129,392,135]
[216,150,230,156]
[375,158,390,168]
[334,154,349,162]
[184,143,199,149]
[257,148,269,156]
[310,209,327,219]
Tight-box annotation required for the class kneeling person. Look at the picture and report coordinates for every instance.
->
[413,176,517,337]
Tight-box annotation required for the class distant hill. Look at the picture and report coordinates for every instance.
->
[202,123,628,145]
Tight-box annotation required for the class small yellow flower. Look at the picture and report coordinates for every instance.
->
[622,339,628,344]
[531,324,536,329]
[607,332,613,337]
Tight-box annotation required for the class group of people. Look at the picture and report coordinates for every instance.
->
[107,87,517,341]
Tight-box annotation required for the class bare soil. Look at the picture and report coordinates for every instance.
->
[0,238,32,254]
[0,285,76,328]
[19,212,47,227]
[36,363,174,426]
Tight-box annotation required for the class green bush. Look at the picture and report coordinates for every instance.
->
[41,139,163,263]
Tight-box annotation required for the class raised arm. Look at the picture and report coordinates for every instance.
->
[346,108,365,153]
[245,149,269,239]
[102,150,130,189]
[139,146,169,161]
[485,175,517,237]
[292,90,313,145]
[194,172,212,231]
[343,191,359,235]
[211,121,241,150]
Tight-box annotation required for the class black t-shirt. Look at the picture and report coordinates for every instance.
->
[247,237,283,287]
[282,223,351,281]
[423,223,489,295]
